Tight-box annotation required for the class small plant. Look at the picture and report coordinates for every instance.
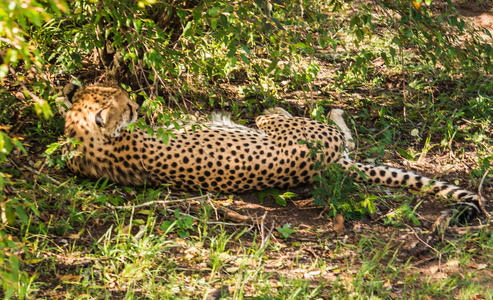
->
[258,188,297,206]
[0,132,26,191]
[43,138,82,169]
[276,224,295,240]
[0,231,34,299]
[471,156,492,179]
[160,209,195,238]
[300,139,372,219]
[382,201,421,227]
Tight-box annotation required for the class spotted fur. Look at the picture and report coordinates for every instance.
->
[64,84,480,221]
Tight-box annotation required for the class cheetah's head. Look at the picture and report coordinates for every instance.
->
[95,90,139,138]
[65,84,140,138]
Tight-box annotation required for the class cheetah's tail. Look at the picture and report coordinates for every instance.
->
[337,157,480,223]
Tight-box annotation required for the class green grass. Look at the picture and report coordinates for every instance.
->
[2,178,492,299]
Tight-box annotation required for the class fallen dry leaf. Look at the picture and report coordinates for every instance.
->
[59,274,83,282]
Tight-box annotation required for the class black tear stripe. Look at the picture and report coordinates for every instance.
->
[335,157,479,223]
[127,103,134,121]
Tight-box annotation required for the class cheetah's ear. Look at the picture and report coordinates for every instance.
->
[63,83,81,103]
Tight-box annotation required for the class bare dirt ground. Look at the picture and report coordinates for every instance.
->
[456,1,493,40]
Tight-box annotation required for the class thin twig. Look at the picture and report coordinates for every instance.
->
[370,209,396,223]
[259,212,268,249]
[405,224,442,269]
[477,169,492,222]
[447,224,492,235]
[9,158,62,185]
[167,207,245,227]
[109,199,194,210]
[206,194,220,221]
[109,194,210,210]
[303,247,321,259]
[262,221,277,249]
[259,213,277,250]
[352,119,359,161]
[113,193,245,227]
[350,126,390,153]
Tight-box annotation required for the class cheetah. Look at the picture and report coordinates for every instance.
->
[63,84,480,220]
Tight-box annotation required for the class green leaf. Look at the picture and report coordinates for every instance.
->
[295,42,307,48]
[381,52,390,66]
[133,219,145,225]
[227,56,237,69]
[271,17,285,30]
[15,205,28,224]
[362,195,376,214]
[134,19,142,33]
[227,41,238,58]
[13,138,27,155]
[211,18,217,30]
[306,33,312,45]
[241,44,251,56]
[182,215,194,227]
[5,204,16,225]
[147,127,154,136]
[109,195,125,206]
[274,195,287,206]
[276,224,293,239]
[318,36,326,49]
[183,21,193,37]
[404,29,413,38]
[389,47,396,62]
[349,15,360,27]
[397,148,415,160]
[258,192,266,204]
[161,220,174,231]
[177,230,188,239]
[266,59,279,73]
[240,53,250,65]
[282,192,297,199]
[207,6,221,17]
[172,121,181,131]
[34,100,53,119]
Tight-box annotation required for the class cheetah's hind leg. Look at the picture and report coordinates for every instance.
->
[328,109,355,151]
[263,107,293,118]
